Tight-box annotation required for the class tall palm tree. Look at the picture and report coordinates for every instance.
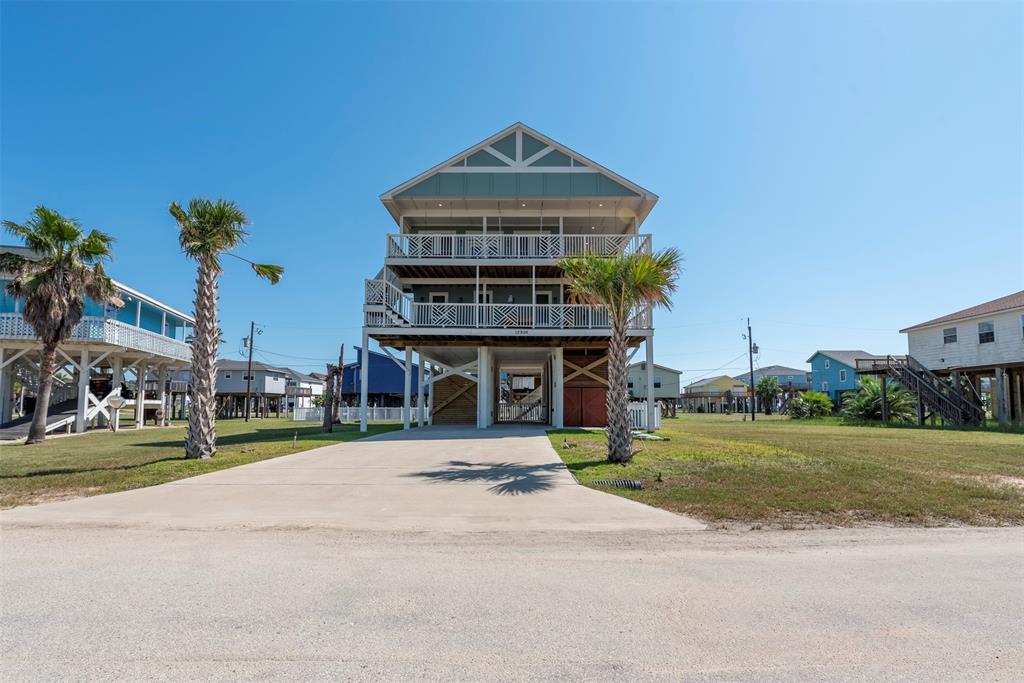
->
[755,375,781,415]
[560,248,681,463]
[169,199,283,459]
[2,207,118,444]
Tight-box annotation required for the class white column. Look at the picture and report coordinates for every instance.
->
[135,364,146,429]
[417,350,426,427]
[135,299,142,327]
[359,333,369,432]
[427,362,435,425]
[111,355,123,431]
[995,368,1009,425]
[0,348,7,425]
[157,365,168,426]
[75,349,90,433]
[476,346,490,429]
[403,346,412,430]
[552,346,564,428]
[646,335,656,431]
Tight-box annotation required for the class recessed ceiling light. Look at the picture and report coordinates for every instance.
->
[521,203,527,207]
[590,226,595,230]
[598,203,603,207]
[437,203,443,207]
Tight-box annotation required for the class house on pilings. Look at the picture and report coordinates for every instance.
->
[358,123,660,431]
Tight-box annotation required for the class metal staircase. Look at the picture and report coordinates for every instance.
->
[873,356,985,426]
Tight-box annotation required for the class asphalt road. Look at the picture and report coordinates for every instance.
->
[2,428,1022,681]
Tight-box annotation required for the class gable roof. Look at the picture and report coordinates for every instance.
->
[732,365,811,383]
[805,350,886,367]
[628,362,682,375]
[379,122,659,225]
[684,374,747,390]
[218,359,289,374]
[899,290,1024,332]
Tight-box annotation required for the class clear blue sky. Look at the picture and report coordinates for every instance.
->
[2,1,1021,382]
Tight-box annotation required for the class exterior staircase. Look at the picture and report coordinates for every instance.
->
[872,355,985,426]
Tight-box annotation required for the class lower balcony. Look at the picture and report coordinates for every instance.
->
[364,302,650,333]
[0,313,192,363]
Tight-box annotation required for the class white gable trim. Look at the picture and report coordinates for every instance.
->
[380,122,657,201]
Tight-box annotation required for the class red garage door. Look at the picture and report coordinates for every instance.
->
[563,387,607,427]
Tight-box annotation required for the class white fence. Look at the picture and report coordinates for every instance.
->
[293,406,404,422]
[628,401,661,430]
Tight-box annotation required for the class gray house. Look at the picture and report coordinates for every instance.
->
[215,360,288,418]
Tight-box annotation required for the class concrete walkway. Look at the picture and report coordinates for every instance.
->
[0,425,704,532]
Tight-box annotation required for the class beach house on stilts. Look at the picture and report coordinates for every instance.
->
[359,123,659,431]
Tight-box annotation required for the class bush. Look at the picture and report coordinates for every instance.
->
[788,390,833,418]
[841,376,916,422]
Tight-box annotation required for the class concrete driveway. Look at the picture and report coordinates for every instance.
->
[0,425,704,532]
[2,427,1022,681]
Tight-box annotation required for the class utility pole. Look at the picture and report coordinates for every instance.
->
[747,318,756,422]
[244,320,255,422]
[335,344,344,424]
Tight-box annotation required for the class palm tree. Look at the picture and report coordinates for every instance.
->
[169,199,283,459]
[755,376,781,415]
[842,376,916,423]
[560,248,681,463]
[2,207,118,444]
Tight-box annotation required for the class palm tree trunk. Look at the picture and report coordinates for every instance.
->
[26,341,58,444]
[186,257,219,458]
[605,318,632,463]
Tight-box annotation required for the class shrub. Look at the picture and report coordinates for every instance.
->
[788,390,833,418]
[841,376,916,422]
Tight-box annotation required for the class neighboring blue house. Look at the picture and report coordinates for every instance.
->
[806,350,892,406]
[340,348,428,408]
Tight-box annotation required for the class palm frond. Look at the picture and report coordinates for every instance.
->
[250,262,284,284]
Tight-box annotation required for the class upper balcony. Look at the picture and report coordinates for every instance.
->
[385,232,652,264]
[0,314,192,362]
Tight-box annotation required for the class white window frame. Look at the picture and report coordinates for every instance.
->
[978,320,995,344]
[943,327,957,344]
[822,381,829,392]
[839,369,847,382]
[824,359,830,369]
[428,292,449,304]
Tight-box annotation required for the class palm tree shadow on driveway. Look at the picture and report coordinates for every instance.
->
[404,460,567,496]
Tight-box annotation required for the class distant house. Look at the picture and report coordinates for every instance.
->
[900,290,1023,424]
[733,365,811,391]
[682,375,749,413]
[806,351,902,406]
[281,368,325,412]
[215,359,288,418]
[340,348,428,409]
[627,362,681,401]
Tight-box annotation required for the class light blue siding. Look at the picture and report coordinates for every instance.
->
[808,353,861,405]
[396,172,639,198]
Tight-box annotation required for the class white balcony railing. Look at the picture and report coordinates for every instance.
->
[386,233,651,260]
[0,313,192,362]
[364,280,651,331]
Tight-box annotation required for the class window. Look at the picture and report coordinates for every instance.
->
[978,321,995,344]
[943,327,957,344]
[224,373,232,379]
[824,359,830,369]
[627,380,634,388]
[822,381,829,392]
[839,369,847,382]
[654,376,662,389]
[1020,315,1023,339]
[787,375,793,381]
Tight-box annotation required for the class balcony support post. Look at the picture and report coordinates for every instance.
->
[402,346,412,430]
[646,334,656,431]
[359,331,369,433]
[157,364,168,426]
[0,348,7,425]
[552,347,564,429]
[417,350,426,427]
[476,347,490,429]
[135,363,147,429]
[111,355,123,431]
[75,349,90,433]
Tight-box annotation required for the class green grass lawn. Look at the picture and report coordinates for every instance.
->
[551,413,1024,528]
[0,419,400,508]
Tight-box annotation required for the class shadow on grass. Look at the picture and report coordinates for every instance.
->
[404,460,565,495]
[1,455,191,479]
[131,424,368,449]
